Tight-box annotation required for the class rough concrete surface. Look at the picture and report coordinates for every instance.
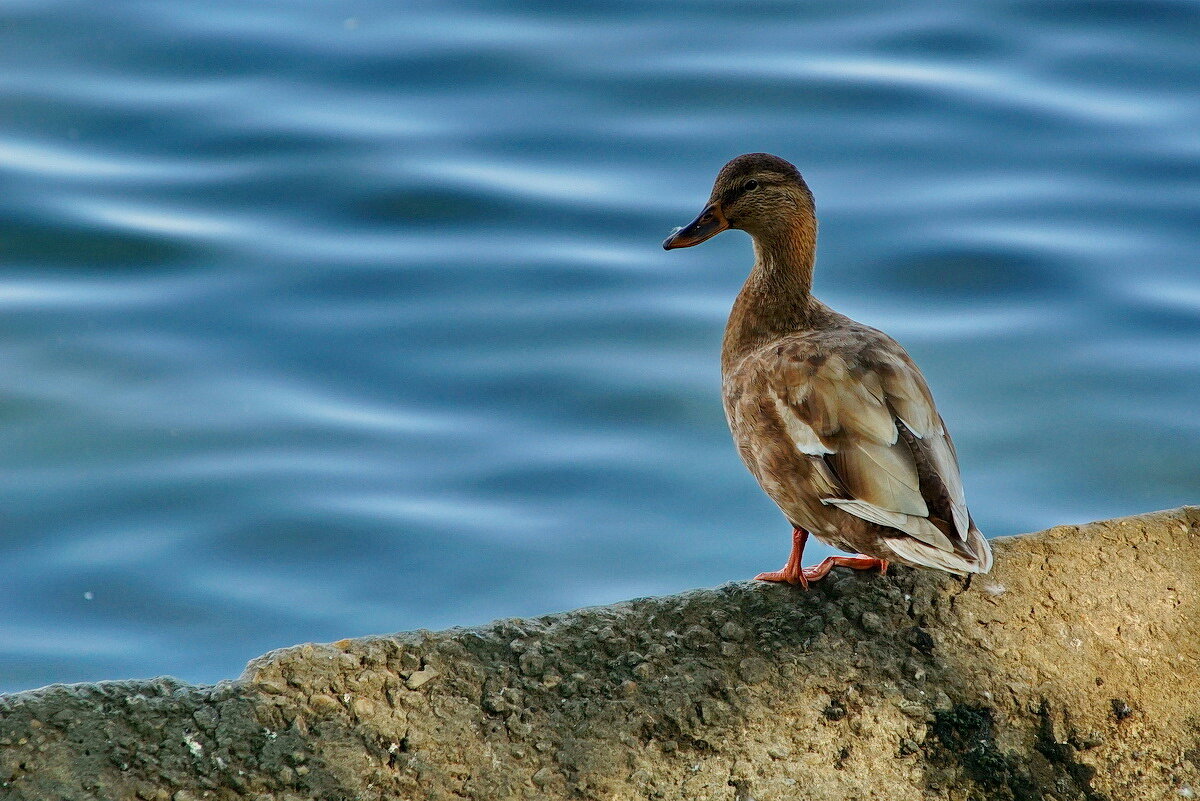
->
[1,507,1198,801]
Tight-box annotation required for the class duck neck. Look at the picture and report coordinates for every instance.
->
[721,220,822,374]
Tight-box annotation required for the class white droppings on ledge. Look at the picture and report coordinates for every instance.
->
[183,732,204,758]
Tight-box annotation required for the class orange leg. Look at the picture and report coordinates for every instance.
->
[754,527,812,588]
[755,528,888,589]
[800,555,888,584]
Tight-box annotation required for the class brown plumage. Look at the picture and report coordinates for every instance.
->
[664,153,992,585]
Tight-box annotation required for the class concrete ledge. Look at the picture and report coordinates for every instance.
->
[2,507,1198,800]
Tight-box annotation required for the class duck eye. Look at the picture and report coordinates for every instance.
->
[743,179,759,191]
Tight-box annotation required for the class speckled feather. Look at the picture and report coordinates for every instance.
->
[723,318,991,573]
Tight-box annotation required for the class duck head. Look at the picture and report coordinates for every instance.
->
[662,153,815,250]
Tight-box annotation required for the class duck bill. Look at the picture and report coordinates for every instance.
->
[662,203,728,250]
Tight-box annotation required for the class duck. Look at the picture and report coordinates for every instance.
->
[663,153,992,586]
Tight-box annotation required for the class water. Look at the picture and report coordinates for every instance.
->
[1,0,1197,693]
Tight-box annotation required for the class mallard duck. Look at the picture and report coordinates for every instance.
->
[664,153,992,586]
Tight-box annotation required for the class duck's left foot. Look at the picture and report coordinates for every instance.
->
[754,526,811,588]
[802,555,889,583]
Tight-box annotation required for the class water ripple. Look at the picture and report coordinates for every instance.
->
[1,0,1197,692]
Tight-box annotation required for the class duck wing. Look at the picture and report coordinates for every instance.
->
[743,332,992,575]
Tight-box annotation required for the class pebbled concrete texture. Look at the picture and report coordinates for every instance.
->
[1,507,1198,801]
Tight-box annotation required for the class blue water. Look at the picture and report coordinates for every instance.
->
[1,0,1198,693]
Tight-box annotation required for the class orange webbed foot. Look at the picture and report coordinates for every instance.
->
[753,527,811,588]
[801,555,889,583]
[754,529,888,590]
[753,567,809,588]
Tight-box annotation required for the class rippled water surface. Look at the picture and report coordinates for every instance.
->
[2,0,1198,691]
